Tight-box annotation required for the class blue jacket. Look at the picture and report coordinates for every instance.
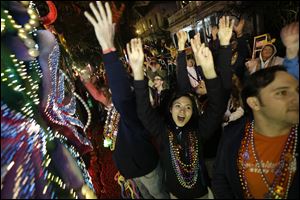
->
[103,52,159,179]
[284,56,299,80]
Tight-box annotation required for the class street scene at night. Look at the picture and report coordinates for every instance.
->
[1,1,299,199]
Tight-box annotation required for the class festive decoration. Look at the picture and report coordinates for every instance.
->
[1,1,96,199]
[2,2,40,58]
[42,37,93,154]
[40,1,57,27]
[1,102,51,199]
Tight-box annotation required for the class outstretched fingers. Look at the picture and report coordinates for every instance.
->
[219,16,225,29]
[225,16,229,27]
[96,1,107,23]
[84,11,97,27]
[203,46,211,58]
[126,42,132,56]
[191,33,201,52]
[199,43,206,56]
[89,2,102,23]
[105,2,113,24]
[230,19,235,30]
[137,38,143,53]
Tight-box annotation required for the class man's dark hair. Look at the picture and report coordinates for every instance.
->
[241,65,287,114]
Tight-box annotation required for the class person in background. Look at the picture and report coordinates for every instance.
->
[149,73,171,114]
[222,74,244,127]
[245,43,284,74]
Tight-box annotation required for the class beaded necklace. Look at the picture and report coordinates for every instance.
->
[168,130,199,189]
[103,104,120,151]
[238,120,298,199]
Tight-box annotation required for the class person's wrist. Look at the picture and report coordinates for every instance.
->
[132,70,144,80]
[286,46,299,59]
[102,47,116,54]
[236,32,243,38]
[178,43,185,51]
[220,40,230,46]
[202,67,217,79]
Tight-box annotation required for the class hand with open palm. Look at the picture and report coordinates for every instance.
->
[191,33,216,79]
[218,16,234,46]
[176,31,188,51]
[127,38,145,80]
[84,1,116,51]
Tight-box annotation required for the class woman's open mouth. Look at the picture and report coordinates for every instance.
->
[177,116,185,122]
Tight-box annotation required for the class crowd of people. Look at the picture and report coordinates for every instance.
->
[81,1,298,199]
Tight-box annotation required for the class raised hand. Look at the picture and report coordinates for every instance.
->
[211,25,219,40]
[233,18,245,37]
[191,33,216,79]
[218,16,234,46]
[176,31,188,51]
[127,38,145,80]
[245,59,259,74]
[280,21,299,59]
[84,1,115,51]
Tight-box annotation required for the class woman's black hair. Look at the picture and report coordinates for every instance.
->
[165,92,200,130]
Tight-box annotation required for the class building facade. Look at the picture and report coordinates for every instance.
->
[134,1,264,48]
[134,1,178,41]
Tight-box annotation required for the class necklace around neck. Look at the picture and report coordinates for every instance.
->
[238,120,298,199]
[168,130,199,189]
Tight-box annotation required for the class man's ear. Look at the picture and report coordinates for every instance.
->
[246,97,260,111]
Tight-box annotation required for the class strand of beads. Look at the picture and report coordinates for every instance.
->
[168,130,199,189]
[58,69,91,131]
[284,125,298,199]
[237,121,252,198]
[103,104,120,151]
[74,92,92,132]
[238,120,298,199]
[250,121,297,199]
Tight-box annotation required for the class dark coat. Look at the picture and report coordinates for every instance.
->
[103,52,159,179]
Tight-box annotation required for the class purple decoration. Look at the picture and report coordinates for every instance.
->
[37,30,92,153]
[37,30,56,110]
[2,35,35,61]
[6,1,30,25]
[50,141,84,189]
[1,103,51,199]
[57,72,65,104]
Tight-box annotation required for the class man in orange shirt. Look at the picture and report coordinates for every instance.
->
[212,65,298,199]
